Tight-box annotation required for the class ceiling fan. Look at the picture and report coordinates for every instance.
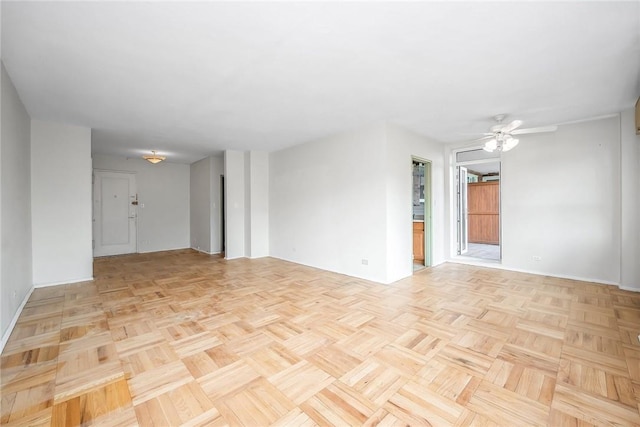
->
[478,114,557,152]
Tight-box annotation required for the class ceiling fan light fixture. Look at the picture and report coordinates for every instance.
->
[143,150,166,164]
[483,138,498,152]
[483,137,519,153]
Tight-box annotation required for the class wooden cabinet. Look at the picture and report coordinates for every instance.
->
[413,221,424,263]
[468,181,499,245]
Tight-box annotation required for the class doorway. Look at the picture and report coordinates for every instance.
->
[220,175,225,256]
[93,170,137,257]
[455,149,501,261]
[412,158,432,271]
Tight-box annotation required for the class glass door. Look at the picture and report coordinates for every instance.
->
[457,166,468,255]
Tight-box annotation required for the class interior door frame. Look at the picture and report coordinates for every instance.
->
[92,169,138,257]
[412,157,433,268]
[220,174,225,255]
[452,147,502,260]
[457,166,469,255]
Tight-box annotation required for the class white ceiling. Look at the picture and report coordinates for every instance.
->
[2,2,639,164]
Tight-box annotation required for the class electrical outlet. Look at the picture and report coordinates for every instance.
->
[361,259,368,265]
[637,334,640,344]
[533,256,542,261]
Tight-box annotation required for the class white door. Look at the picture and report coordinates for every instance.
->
[457,166,468,255]
[93,171,137,256]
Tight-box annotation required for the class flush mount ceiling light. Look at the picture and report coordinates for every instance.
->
[477,114,557,153]
[143,150,165,164]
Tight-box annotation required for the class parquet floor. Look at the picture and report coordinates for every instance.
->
[1,250,639,426]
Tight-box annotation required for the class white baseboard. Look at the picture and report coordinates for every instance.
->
[0,286,34,354]
[138,246,190,254]
[34,276,94,288]
[269,255,382,284]
[191,247,221,255]
[446,258,636,291]
[1,276,94,354]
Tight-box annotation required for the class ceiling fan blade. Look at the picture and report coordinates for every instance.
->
[458,132,494,136]
[512,125,558,135]
[501,119,522,133]
[473,135,494,141]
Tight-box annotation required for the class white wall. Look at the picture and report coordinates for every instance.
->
[190,155,224,254]
[385,123,446,282]
[222,150,268,260]
[498,116,621,284]
[620,108,640,291]
[92,154,190,253]
[270,124,389,282]
[247,151,269,258]
[31,121,93,285]
[190,157,212,253]
[224,150,246,259]
[1,63,32,344]
[244,152,251,257]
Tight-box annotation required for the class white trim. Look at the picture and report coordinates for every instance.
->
[447,258,627,289]
[456,158,500,168]
[451,145,501,159]
[137,246,190,254]
[0,286,34,354]
[34,277,94,288]
[412,156,433,269]
[618,285,640,293]
[270,255,396,285]
[191,247,221,256]
[449,257,502,268]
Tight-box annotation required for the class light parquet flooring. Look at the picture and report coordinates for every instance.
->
[1,249,640,426]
